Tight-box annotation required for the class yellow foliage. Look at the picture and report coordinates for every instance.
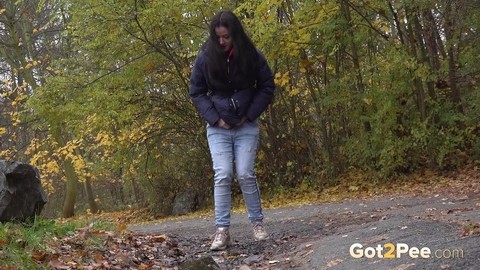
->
[362,98,373,105]
[0,127,6,135]
[274,71,290,87]
[95,131,115,147]
[128,163,137,174]
[29,144,60,195]
[290,87,300,96]
[258,150,264,161]
[51,139,91,183]
[0,149,14,158]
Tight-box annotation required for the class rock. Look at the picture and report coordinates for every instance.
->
[172,190,198,215]
[243,255,263,265]
[178,256,220,270]
[0,160,48,222]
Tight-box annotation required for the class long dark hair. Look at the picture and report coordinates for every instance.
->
[204,10,258,83]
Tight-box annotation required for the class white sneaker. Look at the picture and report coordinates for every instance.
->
[210,227,231,251]
[252,222,268,241]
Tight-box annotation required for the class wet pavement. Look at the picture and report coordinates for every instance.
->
[129,192,480,269]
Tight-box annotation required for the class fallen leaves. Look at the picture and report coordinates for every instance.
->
[31,227,184,269]
[461,223,480,236]
[325,258,343,268]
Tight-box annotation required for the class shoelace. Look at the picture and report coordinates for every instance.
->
[253,223,264,232]
[214,231,227,241]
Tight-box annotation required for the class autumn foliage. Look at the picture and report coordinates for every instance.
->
[0,0,479,219]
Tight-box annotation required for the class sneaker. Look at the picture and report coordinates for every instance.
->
[252,221,268,241]
[210,227,231,251]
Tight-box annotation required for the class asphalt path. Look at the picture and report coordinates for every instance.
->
[129,192,480,269]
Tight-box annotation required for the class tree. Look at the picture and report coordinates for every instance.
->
[3,0,477,217]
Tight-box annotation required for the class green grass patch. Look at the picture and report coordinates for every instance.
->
[0,216,114,269]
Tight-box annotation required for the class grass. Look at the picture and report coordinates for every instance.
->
[0,217,113,269]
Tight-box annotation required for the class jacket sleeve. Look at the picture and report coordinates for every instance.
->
[246,50,275,121]
[189,52,220,126]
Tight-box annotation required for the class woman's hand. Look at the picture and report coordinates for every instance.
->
[217,118,231,129]
[236,116,248,127]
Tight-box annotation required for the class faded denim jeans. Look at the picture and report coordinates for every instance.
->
[207,121,264,227]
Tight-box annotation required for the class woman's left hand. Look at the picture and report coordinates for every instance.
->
[236,116,249,127]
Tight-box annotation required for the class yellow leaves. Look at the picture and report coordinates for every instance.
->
[117,223,127,232]
[258,150,265,161]
[95,131,114,147]
[363,98,373,105]
[299,58,311,73]
[29,148,59,195]
[0,79,13,88]
[0,8,6,15]
[274,71,290,87]
[28,138,91,184]
[275,71,303,96]
[11,91,29,107]
[373,18,391,34]
[290,87,300,96]
[10,112,21,127]
[57,140,79,158]
[181,66,191,78]
[0,149,15,159]
[128,163,137,175]
[120,117,159,146]
[0,127,6,135]
[24,60,40,69]
[56,140,88,181]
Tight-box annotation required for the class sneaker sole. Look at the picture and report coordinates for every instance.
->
[254,236,269,241]
[210,245,228,251]
[210,239,231,251]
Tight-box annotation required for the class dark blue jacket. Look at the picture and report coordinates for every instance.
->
[189,49,275,127]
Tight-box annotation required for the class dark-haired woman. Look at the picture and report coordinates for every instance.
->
[189,10,275,251]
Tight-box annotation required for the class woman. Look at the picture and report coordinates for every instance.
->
[189,10,275,251]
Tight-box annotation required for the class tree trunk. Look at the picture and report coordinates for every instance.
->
[388,0,406,45]
[413,12,435,104]
[49,126,79,218]
[405,7,427,121]
[421,9,441,100]
[341,0,371,132]
[62,160,78,218]
[444,1,464,114]
[300,49,336,178]
[84,177,99,214]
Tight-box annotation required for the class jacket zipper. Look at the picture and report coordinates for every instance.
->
[227,57,230,75]
[227,49,233,76]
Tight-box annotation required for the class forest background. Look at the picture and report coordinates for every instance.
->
[0,0,479,219]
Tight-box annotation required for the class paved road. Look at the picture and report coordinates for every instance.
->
[129,192,480,269]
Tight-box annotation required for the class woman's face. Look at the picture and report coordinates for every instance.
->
[215,26,232,52]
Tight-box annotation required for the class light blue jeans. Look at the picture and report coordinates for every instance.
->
[207,121,264,228]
